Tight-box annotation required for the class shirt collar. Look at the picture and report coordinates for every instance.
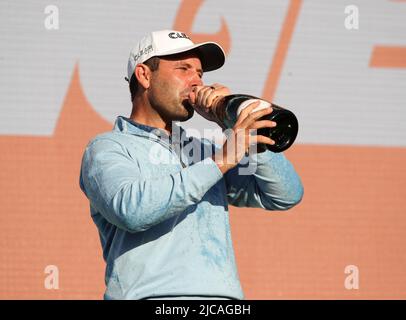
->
[113,116,186,142]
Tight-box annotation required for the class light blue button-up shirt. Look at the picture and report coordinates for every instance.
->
[79,116,303,299]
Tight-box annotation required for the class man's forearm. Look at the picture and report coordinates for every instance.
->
[225,151,303,210]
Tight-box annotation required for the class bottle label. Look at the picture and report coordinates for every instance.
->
[236,99,271,116]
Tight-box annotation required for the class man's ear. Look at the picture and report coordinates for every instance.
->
[134,64,152,90]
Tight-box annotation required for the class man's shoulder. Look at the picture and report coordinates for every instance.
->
[84,130,133,152]
[87,130,121,144]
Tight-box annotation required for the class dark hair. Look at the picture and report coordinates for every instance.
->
[128,56,160,101]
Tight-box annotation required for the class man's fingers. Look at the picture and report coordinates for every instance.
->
[237,106,273,129]
[249,120,277,130]
[189,86,204,105]
[234,101,261,126]
[206,88,228,107]
[210,83,223,89]
[188,90,197,105]
[195,86,216,109]
[194,84,230,110]
[232,128,276,148]
[249,134,276,146]
[204,84,229,107]
[209,83,230,95]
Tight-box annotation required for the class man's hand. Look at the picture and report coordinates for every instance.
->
[188,84,230,125]
[212,100,277,175]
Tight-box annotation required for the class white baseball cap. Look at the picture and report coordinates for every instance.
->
[127,30,226,81]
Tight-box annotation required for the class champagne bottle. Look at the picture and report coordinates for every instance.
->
[212,94,299,153]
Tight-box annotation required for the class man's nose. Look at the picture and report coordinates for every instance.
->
[190,74,203,87]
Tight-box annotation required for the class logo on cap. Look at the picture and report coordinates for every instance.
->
[133,44,153,62]
[168,32,190,40]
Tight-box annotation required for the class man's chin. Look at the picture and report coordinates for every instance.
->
[178,102,195,121]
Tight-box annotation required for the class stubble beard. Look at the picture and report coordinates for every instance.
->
[149,82,194,123]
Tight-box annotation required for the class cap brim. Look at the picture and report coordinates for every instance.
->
[157,42,225,72]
